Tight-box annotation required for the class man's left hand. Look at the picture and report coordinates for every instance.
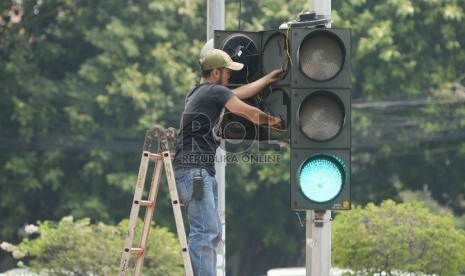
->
[266,68,285,84]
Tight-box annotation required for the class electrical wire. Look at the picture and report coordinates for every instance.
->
[2,90,463,154]
[351,88,465,158]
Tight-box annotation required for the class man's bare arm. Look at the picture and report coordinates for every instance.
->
[232,68,283,100]
[224,96,281,128]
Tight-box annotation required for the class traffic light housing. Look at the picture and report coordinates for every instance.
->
[214,31,262,86]
[261,30,291,86]
[289,28,351,211]
[291,28,351,88]
[213,31,261,140]
[258,29,291,141]
[214,30,291,141]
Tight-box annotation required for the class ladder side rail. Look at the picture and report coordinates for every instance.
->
[162,150,194,276]
[119,151,152,275]
[133,154,164,275]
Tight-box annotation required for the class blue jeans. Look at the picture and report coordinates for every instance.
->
[174,167,221,276]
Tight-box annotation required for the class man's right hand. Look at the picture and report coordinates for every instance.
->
[268,115,283,129]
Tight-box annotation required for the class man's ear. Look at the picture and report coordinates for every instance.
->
[210,68,220,81]
[211,68,219,77]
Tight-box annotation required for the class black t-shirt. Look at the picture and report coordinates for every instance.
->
[173,83,234,175]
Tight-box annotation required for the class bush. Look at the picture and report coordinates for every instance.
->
[332,200,465,275]
[1,216,184,275]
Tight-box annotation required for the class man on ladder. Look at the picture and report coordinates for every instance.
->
[172,48,284,276]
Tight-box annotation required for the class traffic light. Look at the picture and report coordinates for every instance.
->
[258,29,291,141]
[213,30,291,141]
[214,31,261,141]
[214,31,262,86]
[289,28,351,210]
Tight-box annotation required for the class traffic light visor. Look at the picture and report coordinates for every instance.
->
[298,31,345,81]
[298,91,345,142]
[299,154,347,203]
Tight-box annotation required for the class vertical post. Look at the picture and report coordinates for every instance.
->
[215,140,227,276]
[207,0,225,39]
[306,2,332,276]
[306,211,332,275]
[309,0,332,27]
[207,1,226,275]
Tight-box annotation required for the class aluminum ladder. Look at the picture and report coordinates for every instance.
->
[119,125,193,276]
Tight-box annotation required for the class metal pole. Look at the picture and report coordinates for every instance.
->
[207,1,226,275]
[306,2,332,276]
[207,0,225,39]
[215,141,227,276]
[305,211,332,276]
[309,0,331,27]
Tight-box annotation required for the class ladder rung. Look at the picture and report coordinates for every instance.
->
[130,248,144,254]
[139,200,153,207]
[148,152,175,160]
[148,153,162,160]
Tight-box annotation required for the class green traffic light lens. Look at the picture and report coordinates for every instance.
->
[299,154,346,203]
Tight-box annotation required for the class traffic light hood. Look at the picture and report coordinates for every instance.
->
[199,49,244,71]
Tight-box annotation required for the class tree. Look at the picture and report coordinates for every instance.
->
[333,0,465,213]
[0,0,205,269]
[225,0,465,273]
[1,216,184,275]
[2,0,465,274]
[332,200,465,275]
[0,0,203,238]
[225,149,307,275]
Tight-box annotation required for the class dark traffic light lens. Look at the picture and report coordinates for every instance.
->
[299,32,345,81]
[299,154,346,203]
[298,92,345,141]
[262,33,290,76]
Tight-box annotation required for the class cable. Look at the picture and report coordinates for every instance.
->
[349,88,465,157]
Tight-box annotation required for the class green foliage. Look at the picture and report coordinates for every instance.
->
[225,0,308,31]
[332,200,465,275]
[225,149,305,275]
[332,0,465,214]
[0,0,204,239]
[2,0,465,274]
[334,0,465,98]
[1,216,183,275]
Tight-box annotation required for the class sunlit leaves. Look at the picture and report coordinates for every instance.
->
[1,217,184,275]
[444,4,463,20]
[333,200,465,275]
